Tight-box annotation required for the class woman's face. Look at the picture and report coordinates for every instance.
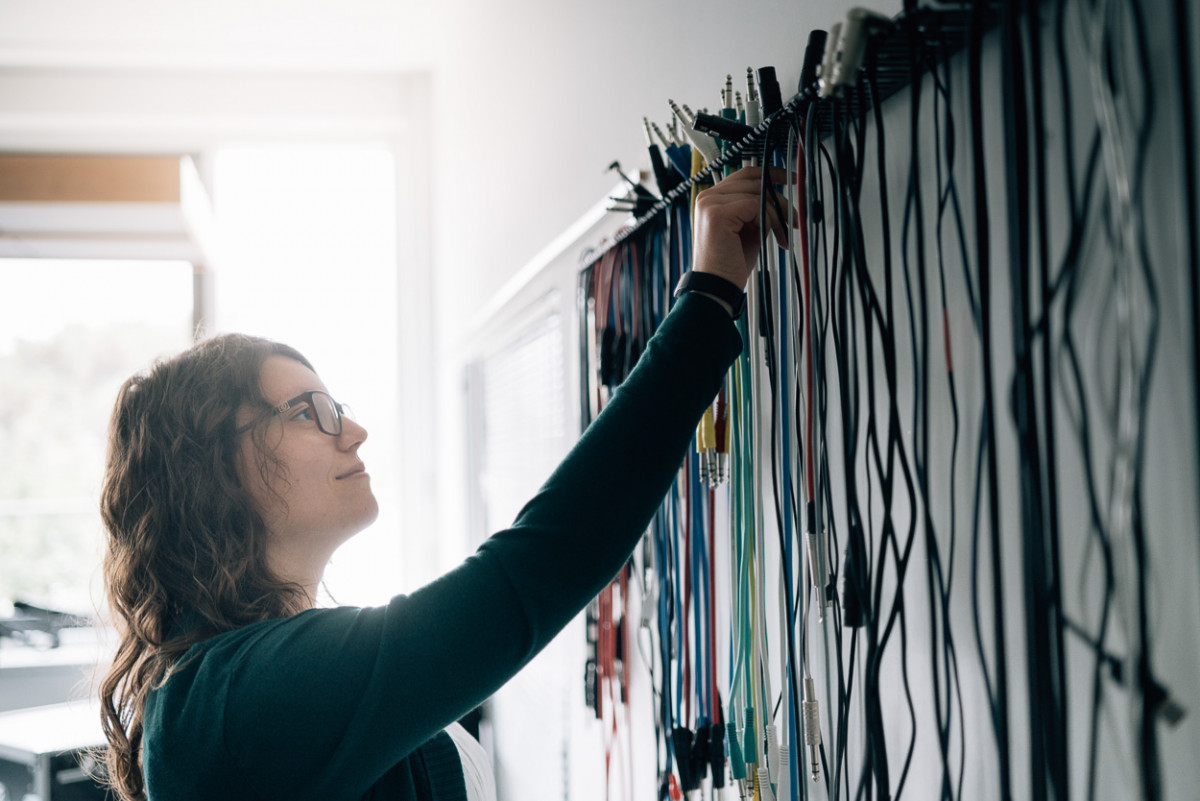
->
[237,355,379,563]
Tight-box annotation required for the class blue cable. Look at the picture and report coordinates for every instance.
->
[690,451,708,722]
[670,483,686,733]
[653,510,674,776]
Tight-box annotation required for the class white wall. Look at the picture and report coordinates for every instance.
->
[430,0,864,576]
[429,0,862,323]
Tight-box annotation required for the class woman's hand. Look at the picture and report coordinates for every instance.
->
[691,166,790,290]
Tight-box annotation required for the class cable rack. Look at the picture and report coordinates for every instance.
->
[580,5,997,271]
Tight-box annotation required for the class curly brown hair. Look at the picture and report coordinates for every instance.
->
[97,333,314,801]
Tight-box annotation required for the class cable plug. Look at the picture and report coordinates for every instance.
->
[682,103,722,162]
[639,557,658,630]
[667,117,684,146]
[817,22,843,99]
[698,402,716,478]
[607,160,658,217]
[776,744,791,801]
[726,721,746,782]
[806,527,831,621]
[802,677,823,783]
[765,723,780,784]
[693,112,755,146]
[742,708,758,771]
[651,119,692,180]
[708,722,727,789]
[645,117,682,196]
[583,656,598,715]
[669,100,721,164]
[1100,644,1188,726]
[821,8,895,97]
[755,66,783,117]
[690,724,710,787]
[799,30,829,95]
[671,727,699,793]
[842,516,869,628]
[664,143,693,181]
[757,766,777,801]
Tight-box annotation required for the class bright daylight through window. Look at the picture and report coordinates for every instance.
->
[213,147,400,607]
[0,259,194,628]
[1,146,401,665]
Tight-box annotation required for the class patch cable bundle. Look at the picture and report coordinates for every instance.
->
[578,2,1198,800]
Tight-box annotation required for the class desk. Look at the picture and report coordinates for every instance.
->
[0,702,108,800]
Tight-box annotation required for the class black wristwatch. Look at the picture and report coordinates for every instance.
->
[673,271,746,318]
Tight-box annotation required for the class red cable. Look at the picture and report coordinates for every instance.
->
[631,244,642,345]
[797,132,816,503]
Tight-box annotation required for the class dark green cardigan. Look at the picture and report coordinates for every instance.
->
[142,294,743,800]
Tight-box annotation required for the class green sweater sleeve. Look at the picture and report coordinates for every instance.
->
[144,293,742,800]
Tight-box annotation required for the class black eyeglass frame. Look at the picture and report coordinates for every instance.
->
[234,390,353,437]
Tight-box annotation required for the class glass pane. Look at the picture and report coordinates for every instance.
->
[0,259,193,616]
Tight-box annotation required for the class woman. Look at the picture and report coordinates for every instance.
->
[98,167,781,800]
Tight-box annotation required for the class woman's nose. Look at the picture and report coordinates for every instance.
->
[339,416,368,447]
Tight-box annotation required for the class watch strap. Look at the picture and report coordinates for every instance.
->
[673,271,746,318]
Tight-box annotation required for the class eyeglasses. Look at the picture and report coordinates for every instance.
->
[235,390,354,437]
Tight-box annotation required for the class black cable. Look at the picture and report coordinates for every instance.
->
[896,18,952,798]
[755,117,808,787]
[968,3,1013,798]
[1122,1,1163,795]
[837,71,900,801]
[806,98,850,801]
[1029,4,1072,796]
[1175,0,1200,636]
[928,35,968,801]
[1002,3,1070,798]
[1058,130,1113,801]
[829,91,889,801]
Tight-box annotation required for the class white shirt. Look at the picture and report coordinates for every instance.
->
[445,722,497,801]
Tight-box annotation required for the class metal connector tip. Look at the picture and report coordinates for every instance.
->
[650,121,671,150]
[668,99,692,127]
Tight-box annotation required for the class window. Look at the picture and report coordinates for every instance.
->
[0,259,194,617]
[0,146,403,626]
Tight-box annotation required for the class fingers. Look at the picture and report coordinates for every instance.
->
[691,166,796,285]
[699,167,796,228]
[692,166,796,287]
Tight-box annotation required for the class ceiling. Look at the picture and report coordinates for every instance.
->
[0,0,440,72]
